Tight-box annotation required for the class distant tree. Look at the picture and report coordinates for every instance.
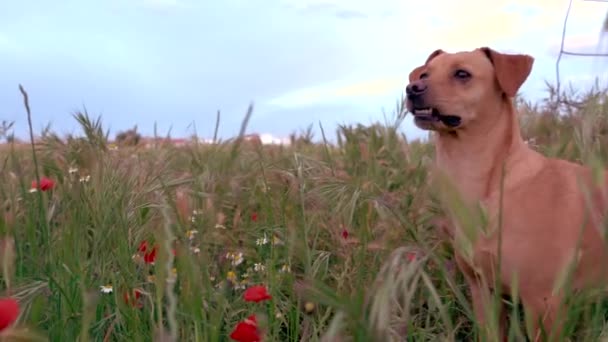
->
[116,125,142,146]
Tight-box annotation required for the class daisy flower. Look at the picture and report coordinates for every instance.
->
[100,285,113,294]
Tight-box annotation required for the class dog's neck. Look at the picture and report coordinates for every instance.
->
[433,99,544,202]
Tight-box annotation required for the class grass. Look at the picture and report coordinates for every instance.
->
[1,81,608,341]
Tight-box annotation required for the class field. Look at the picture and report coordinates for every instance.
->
[1,82,608,342]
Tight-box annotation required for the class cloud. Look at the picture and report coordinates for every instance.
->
[266,0,562,108]
[547,33,606,56]
[267,76,404,108]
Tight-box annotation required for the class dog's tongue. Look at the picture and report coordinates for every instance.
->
[439,115,461,127]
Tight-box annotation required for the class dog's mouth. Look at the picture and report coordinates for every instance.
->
[412,107,462,127]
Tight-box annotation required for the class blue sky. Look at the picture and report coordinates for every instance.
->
[1,0,607,142]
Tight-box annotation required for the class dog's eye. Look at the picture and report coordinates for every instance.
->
[419,73,429,80]
[454,70,471,80]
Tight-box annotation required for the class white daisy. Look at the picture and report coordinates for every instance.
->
[100,285,113,294]
[256,234,269,246]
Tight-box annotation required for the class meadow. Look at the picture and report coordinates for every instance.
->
[0,81,608,341]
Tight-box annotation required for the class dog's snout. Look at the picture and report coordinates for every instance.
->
[406,80,427,99]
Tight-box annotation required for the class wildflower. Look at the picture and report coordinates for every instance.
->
[250,212,258,222]
[30,177,55,192]
[123,289,143,308]
[132,254,144,263]
[100,285,113,294]
[341,229,349,240]
[138,240,148,253]
[227,271,237,283]
[241,269,251,279]
[253,263,265,272]
[68,167,78,174]
[279,264,291,273]
[255,235,268,246]
[243,285,272,303]
[215,223,226,229]
[79,175,91,183]
[190,246,201,254]
[0,297,19,331]
[226,252,244,266]
[147,275,156,283]
[230,315,261,342]
[144,246,157,265]
[186,230,198,240]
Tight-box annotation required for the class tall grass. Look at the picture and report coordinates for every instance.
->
[0,81,607,341]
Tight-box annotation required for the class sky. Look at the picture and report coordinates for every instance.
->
[1,0,608,142]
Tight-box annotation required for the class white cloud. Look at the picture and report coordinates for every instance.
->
[268,0,608,110]
[267,77,404,108]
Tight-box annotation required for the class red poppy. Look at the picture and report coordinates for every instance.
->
[31,177,55,192]
[144,246,157,264]
[250,212,258,222]
[0,297,19,331]
[123,289,143,308]
[243,285,272,303]
[230,315,261,342]
[138,240,148,253]
[341,229,349,240]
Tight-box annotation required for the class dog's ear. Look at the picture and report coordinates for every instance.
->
[480,47,534,98]
[408,49,444,82]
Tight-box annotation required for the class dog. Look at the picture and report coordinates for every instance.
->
[405,47,608,341]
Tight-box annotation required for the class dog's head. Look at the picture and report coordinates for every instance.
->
[405,47,534,132]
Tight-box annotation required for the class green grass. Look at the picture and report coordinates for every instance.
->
[1,81,608,341]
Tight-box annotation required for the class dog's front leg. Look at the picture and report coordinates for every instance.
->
[522,294,565,342]
[457,255,507,342]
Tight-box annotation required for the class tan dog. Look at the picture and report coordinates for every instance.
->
[405,47,608,341]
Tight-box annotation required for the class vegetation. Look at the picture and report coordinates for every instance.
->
[0,81,607,341]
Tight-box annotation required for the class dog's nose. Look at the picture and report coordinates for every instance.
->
[406,80,427,98]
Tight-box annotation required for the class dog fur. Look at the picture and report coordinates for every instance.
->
[405,47,608,341]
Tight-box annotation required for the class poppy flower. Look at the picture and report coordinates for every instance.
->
[341,229,349,240]
[0,297,19,331]
[138,240,148,253]
[31,177,55,192]
[230,315,261,342]
[123,289,143,308]
[250,212,258,222]
[144,246,157,264]
[243,285,272,303]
